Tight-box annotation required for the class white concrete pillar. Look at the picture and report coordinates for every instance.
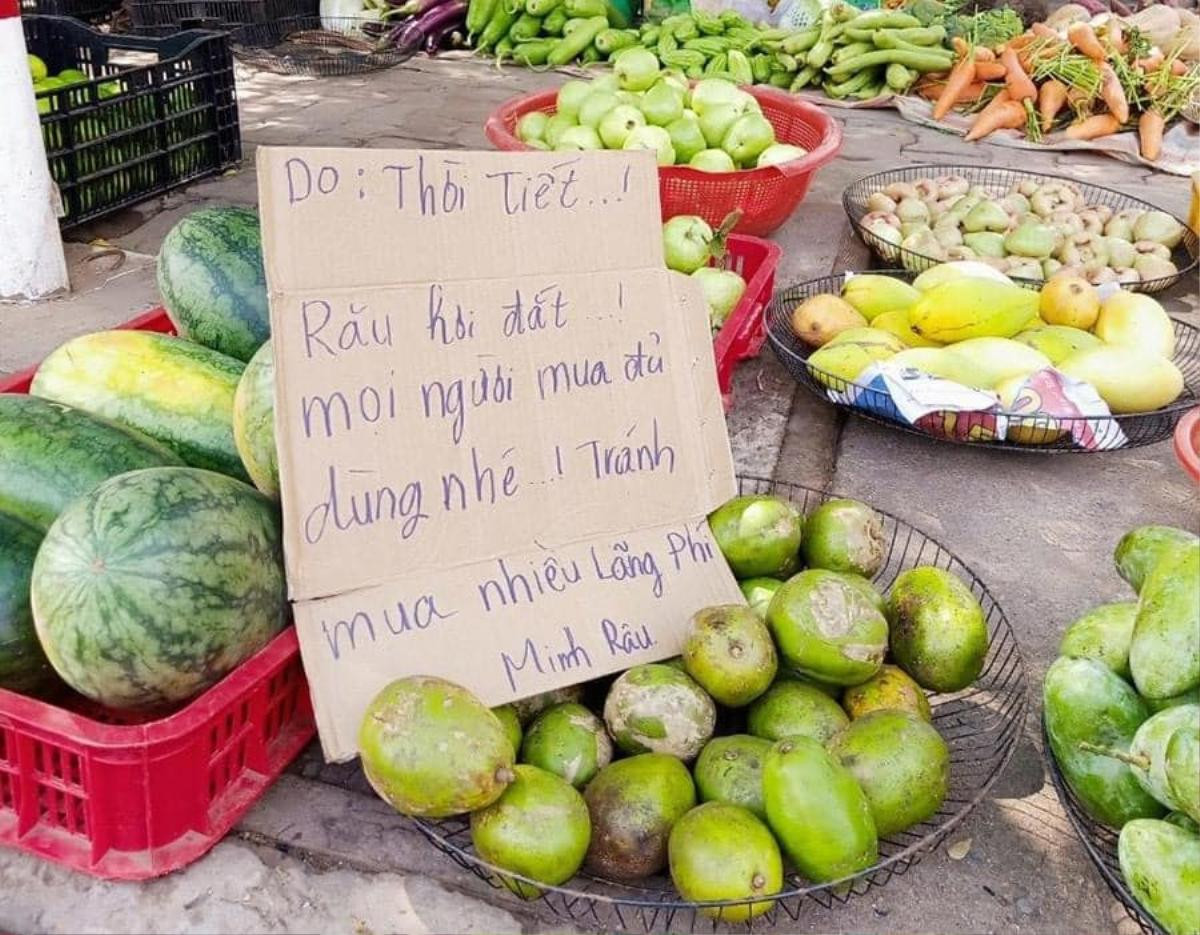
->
[0,1,69,300]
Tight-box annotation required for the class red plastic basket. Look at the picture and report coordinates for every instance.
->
[714,233,781,407]
[0,309,315,880]
[484,85,843,236]
[1175,406,1200,484]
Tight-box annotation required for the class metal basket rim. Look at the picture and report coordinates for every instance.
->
[1041,717,1164,935]
[763,271,1200,453]
[840,165,1200,295]
[412,475,1029,919]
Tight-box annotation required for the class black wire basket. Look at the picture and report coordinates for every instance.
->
[231,15,416,75]
[842,166,1200,296]
[1043,720,1163,935]
[411,476,1028,933]
[765,271,1200,453]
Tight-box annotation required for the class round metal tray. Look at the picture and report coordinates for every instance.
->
[231,16,416,76]
[1043,720,1163,935]
[765,271,1200,453]
[842,166,1200,296]
[413,476,1028,933]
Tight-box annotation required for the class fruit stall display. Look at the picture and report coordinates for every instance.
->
[22,16,241,228]
[360,478,1026,929]
[1045,525,1199,935]
[844,167,1199,293]
[766,262,1199,451]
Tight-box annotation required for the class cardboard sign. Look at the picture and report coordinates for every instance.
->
[257,147,743,761]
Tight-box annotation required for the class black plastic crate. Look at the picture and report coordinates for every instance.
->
[129,0,316,36]
[23,16,241,229]
[21,0,121,23]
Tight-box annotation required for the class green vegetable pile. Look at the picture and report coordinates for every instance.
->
[1045,524,1199,935]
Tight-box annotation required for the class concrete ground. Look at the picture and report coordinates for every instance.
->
[1,54,1198,935]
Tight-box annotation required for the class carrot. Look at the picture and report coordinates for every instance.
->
[974,61,1008,81]
[1038,78,1068,131]
[1031,22,1058,40]
[934,52,976,120]
[965,95,1023,141]
[1099,63,1129,123]
[1107,20,1126,55]
[1171,60,1189,77]
[1000,46,1037,101]
[1065,113,1121,140]
[1139,109,1165,161]
[951,36,969,58]
[974,46,995,63]
[1137,51,1165,71]
[1067,22,1105,62]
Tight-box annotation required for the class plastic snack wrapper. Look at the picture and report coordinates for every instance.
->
[827,361,1129,450]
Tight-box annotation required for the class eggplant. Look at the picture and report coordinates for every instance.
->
[395,0,466,48]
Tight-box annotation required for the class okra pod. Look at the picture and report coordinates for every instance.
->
[832,40,873,63]
[790,65,816,90]
[780,25,820,54]
[872,30,952,56]
[844,10,920,29]
[806,36,834,69]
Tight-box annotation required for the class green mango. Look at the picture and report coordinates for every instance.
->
[1148,687,1200,713]
[763,736,878,883]
[842,664,931,722]
[492,704,523,757]
[827,710,949,837]
[603,663,715,760]
[1166,719,1200,824]
[470,764,591,899]
[835,571,887,614]
[683,605,778,707]
[800,498,886,577]
[583,753,696,881]
[1091,705,1199,816]
[1131,541,1200,700]
[747,678,849,744]
[520,702,612,789]
[359,676,514,818]
[1164,811,1200,834]
[1059,602,1138,680]
[1118,819,1200,935]
[767,569,888,686]
[1043,656,1164,828]
[1114,525,1197,594]
[668,803,783,921]
[887,566,988,693]
[511,685,584,724]
[739,577,782,622]
[708,495,804,579]
[693,734,771,820]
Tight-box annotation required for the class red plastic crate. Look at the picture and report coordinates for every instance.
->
[485,85,843,236]
[0,309,315,880]
[714,233,781,408]
[1175,406,1200,484]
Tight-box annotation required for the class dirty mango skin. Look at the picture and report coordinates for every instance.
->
[603,663,716,760]
[583,753,696,881]
[828,710,949,837]
[886,566,988,693]
[842,664,932,722]
[767,569,889,686]
[520,702,612,789]
[359,676,515,818]
[1118,705,1200,814]
[1165,723,1200,824]
[739,577,782,622]
[668,803,783,921]
[683,605,777,707]
[800,499,886,578]
[1114,525,1198,594]
[762,736,878,883]
[1043,657,1164,828]
[470,765,591,899]
[1058,602,1138,680]
[1118,819,1200,935]
[747,677,849,744]
[1130,541,1200,700]
[693,734,772,820]
[708,495,803,578]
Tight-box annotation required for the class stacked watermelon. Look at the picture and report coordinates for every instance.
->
[1,205,290,711]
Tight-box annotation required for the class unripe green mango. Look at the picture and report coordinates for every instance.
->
[1118,820,1200,935]
[693,734,772,820]
[1043,656,1164,828]
[801,498,886,578]
[683,604,778,708]
[1130,541,1200,700]
[763,736,878,883]
[747,678,849,744]
[520,702,612,789]
[886,566,988,693]
[1167,723,1200,825]
[603,663,715,759]
[493,704,523,757]
[1114,525,1197,594]
[842,664,931,722]
[709,495,803,579]
[1059,601,1138,680]
[827,710,949,837]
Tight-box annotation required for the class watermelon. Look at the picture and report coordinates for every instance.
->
[0,394,183,530]
[31,330,250,482]
[31,466,287,710]
[0,510,55,695]
[157,205,269,362]
[233,341,279,499]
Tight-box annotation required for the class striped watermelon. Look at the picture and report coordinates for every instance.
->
[0,393,183,530]
[157,205,270,362]
[31,467,287,710]
[31,330,249,482]
[0,510,55,695]
[233,341,279,499]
